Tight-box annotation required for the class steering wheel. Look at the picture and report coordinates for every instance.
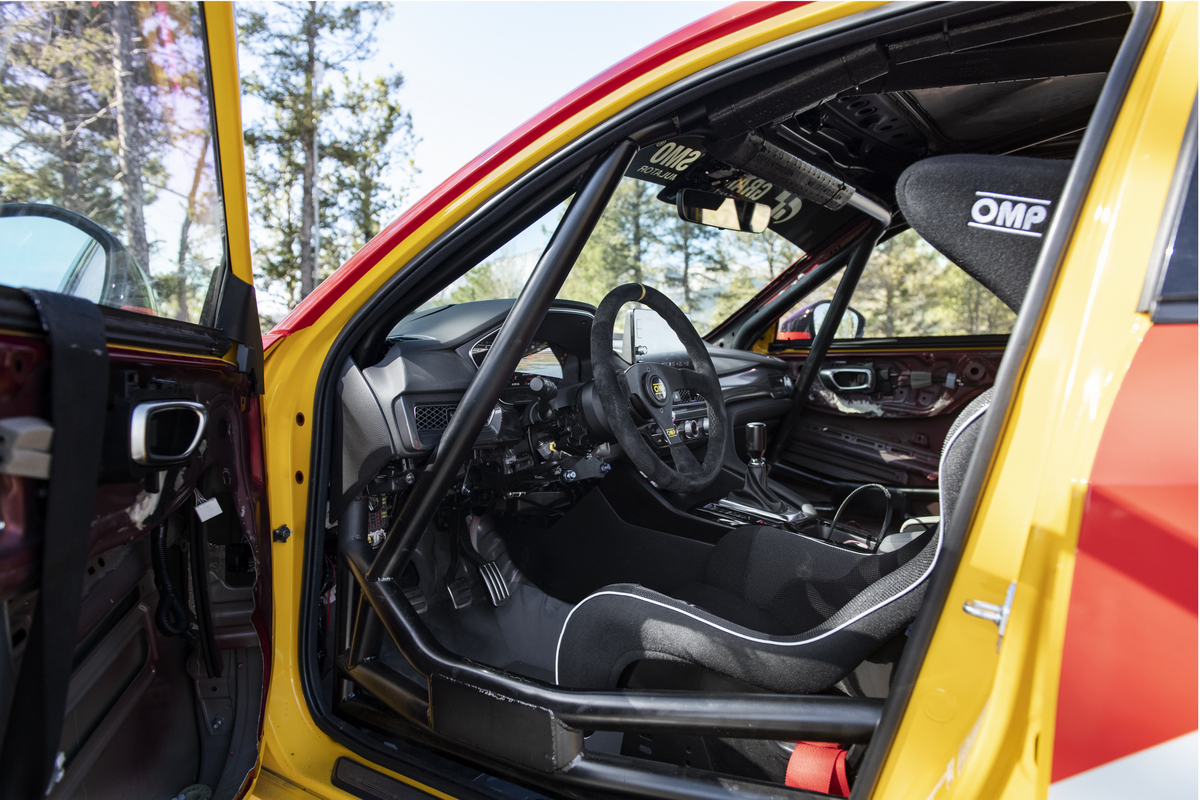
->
[590,284,727,494]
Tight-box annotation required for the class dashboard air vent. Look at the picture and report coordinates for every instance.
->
[673,388,704,405]
[414,404,457,432]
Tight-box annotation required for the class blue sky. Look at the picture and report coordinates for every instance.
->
[356,1,729,208]
[237,1,728,317]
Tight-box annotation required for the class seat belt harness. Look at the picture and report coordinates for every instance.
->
[786,741,851,797]
[0,291,108,798]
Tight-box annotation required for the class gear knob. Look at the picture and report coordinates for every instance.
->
[745,422,767,464]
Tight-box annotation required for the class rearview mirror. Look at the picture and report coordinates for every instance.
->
[676,189,771,234]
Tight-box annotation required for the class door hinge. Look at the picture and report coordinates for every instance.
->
[963,581,1016,652]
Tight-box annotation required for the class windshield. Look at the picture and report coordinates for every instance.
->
[413,138,826,336]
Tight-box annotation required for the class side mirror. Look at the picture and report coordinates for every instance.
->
[0,203,158,314]
[777,300,865,342]
[676,189,771,234]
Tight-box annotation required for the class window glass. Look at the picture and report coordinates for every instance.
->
[411,176,805,338]
[777,229,1015,342]
[414,200,568,314]
[1156,160,1198,322]
[0,2,225,322]
[558,177,803,335]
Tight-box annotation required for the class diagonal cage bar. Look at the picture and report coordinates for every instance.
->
[332,133,887,792]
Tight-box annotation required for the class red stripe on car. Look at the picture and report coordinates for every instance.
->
[1052,323,1199,782]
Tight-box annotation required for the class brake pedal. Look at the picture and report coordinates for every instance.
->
[478,561,510,607]
[445,572,473,609]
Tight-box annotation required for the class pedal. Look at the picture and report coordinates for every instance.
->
[478,561,510,607]
[403,585,427,614]
[445,571,473,610]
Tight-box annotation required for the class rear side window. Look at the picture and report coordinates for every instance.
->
[0,2,226,323]
[776,228,1015,344]
[1153,160,1198,323]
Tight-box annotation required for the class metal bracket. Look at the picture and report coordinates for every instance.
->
[963,582,1017,652]
[0,417,53,479]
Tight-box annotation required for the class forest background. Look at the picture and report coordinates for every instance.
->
[0,0,1012,338]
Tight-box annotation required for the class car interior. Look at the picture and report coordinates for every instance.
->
[305,3,1137,798]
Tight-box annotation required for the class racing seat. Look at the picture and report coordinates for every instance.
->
[555,389,990,692]
[556,154,1069,693]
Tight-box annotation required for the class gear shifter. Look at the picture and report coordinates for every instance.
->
[739,423,786,513]
[722,423,815,522]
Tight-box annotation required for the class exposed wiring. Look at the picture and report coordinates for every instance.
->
[151,524,193,638]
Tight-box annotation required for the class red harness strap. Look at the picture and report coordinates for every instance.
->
[786,741,850,797]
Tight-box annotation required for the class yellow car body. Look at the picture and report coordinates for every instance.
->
[239,3,1196,797]
[0,2,1189,799]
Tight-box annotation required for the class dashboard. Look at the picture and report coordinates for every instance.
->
[336,299,793,506]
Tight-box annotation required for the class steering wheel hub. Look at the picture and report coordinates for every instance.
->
[646,373,669,405]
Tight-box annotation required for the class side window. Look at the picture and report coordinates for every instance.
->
[776,228,1015,343]
[0,3,226,323]
[1150,159,1198,323]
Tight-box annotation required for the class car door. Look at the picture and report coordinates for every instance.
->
[753,227,1014,522]
[0,5,269,800]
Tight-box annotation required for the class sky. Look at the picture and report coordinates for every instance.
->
[352,1,728,210]
[237,0,728,318]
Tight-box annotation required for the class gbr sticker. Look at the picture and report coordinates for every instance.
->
[724,176,805,225]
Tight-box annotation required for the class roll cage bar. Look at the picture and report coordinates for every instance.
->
[331,137,891,798]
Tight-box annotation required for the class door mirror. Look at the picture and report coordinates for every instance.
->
[778,300,865,341]
[676,189,771,234]
[0,204,158,314]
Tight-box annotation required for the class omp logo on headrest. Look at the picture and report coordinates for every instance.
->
[968,191,1051,238]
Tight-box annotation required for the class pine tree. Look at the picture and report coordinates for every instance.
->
[560,181,668,306]
[0,4,124,226]
[659,213,725,315]
[323,72,418,269]
[239,1,415,311]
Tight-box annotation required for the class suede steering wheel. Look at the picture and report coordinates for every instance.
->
[590,284,727,494]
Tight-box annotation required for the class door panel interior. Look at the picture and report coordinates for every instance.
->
[765,339,1005,515]
[0,304,269,799]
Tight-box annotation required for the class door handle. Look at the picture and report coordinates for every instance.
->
[818,367,875,393]
[130,400,207,466]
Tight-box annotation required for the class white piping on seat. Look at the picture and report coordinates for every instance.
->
[553,399,992,685]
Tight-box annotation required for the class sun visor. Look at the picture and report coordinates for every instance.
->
[895,155,1071,311]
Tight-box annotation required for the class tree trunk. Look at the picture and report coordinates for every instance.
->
[631,194,644,285]
[112,2,150,272]
[298,6,317,298]
[0,14,14,85]
[176,133,211,320]
[58,117,80,214]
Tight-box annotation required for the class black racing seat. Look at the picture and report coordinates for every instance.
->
[556,154,1069,694]
[556,389,991,692]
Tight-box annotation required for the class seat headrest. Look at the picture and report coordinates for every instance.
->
[895,155,1071,311]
